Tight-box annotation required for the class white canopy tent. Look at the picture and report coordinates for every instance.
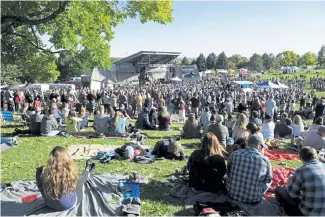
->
[169,76,182,82]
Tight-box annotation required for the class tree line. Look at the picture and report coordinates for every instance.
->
[180,45,325,72]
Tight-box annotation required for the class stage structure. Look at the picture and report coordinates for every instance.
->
[82,51,202,90]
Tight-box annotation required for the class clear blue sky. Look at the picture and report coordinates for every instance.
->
[110,1,325,58]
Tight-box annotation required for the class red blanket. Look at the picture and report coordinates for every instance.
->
[265,167,295,199]
[264,149,300,161]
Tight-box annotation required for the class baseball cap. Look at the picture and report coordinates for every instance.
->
[247,135,268,149]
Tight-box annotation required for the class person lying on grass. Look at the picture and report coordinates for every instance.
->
[151,137,185,160]
[187,132,226,193]
[36,146,96,211]
[115,141,146,161]
[275,146,325,216]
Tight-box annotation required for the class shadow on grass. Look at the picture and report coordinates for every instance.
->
[141,179,183,207]
[1,124,25,129]
[182,142,201,149]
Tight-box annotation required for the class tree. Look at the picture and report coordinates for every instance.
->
[237,56,249,69]
[196,53,206,72]
[228,54,242,69]
[262,53,276,70]
[249,53,264,72]
[301,52,318,67]
[181,56,189,65]
[318,45,325,66]
[206,52,217,69]
[215,52,228,69]
[191,59,196,65]
[1,1,174,82]
[277,51,299,66]
[57,51,92,81]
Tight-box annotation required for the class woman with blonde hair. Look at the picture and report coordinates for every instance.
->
[188,133,226,193]
[110,111,127,136]
[232,113,249,141]
[151,137,185,160]
[135,93,143,116]
[158,106,171,131]
[291,115,305,137]
[36,146,95,211]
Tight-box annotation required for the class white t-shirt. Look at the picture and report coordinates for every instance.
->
[262,121,275,140]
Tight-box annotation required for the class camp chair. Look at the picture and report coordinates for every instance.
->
[1,111,19,125]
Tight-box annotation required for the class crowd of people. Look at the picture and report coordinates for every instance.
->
[1,73,325,216]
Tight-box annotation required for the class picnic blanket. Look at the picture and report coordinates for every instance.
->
[67,144,116,160]
[1,137,18,152]
[0,173,140,216]
[264,149,300,161]
[266,167,295,197]
[170,184,281,216]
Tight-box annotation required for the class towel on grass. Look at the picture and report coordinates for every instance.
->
[67,144,116,160]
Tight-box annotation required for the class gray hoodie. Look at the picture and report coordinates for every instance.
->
[40,115,59,135]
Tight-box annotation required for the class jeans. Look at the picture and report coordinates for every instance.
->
[275,186,303,216]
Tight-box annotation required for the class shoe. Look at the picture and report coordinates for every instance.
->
[89,163,96,173]
[85,159,92,171]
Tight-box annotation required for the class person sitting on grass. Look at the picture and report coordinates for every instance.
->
[41,108,60,137]
[51,103,62,125]
[181,113,200,139]
[109,111,127,136]
[261,114,275,140]
[207,114,229,147]
[226,137,248,157]
[149,107,159,128]
[36,146,95,211]
[187,132,226,193]
[30,107,44,135]
[274,113,293,138]
[78,107,88,130]
[158,106,171,131]
[93,105,111,136]
[300,126,325,150]
[275,146,325,216]
[66,111,82,135]
[232,113,249,141]
[250,110,262,127]
[308,116,323,131]
[226,135,272,204]
[291,115,305,137]
[246,122,264,141]
[151,137,185,160]
[61,103,70,125]
[135,107,156,130]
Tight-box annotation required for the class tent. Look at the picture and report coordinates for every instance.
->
[217,69,228,74]
[170,76,182,82]
[274,81,289,89]
[255,81,280,89]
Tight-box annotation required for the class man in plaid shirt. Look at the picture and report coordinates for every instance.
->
[275,146,325,216]
[226,135,272,203]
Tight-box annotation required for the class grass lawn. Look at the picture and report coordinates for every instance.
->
[260,69,325,98]
[0,118,303,216]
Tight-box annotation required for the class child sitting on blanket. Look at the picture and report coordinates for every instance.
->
[36,146,96,211]
[151,137,185,160]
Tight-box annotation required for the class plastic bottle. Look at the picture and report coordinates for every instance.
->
[319,149,325,159]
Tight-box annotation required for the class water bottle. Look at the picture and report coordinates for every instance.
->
[319,149,325,159]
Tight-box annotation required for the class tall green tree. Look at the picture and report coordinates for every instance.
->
[191,59,196,65]
[1,1,174,82]
[181,56,189,65]
[262,53,276,70]
[318,45,325,66]
[301,52,318,67]
[196,53,206,72]
[237,56,249,69]
[249,53,264,72]
[215,52,228,69]
[228,54,242,69]
[277,51,299,66]
[206,53,217,69]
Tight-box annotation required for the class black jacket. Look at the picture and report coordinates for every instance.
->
[151,139,185,160]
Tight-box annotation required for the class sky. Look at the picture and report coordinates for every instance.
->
[109,1,325,58]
